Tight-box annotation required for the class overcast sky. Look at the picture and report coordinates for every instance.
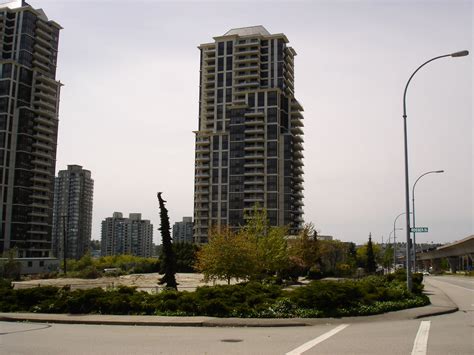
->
[37,0,472,245]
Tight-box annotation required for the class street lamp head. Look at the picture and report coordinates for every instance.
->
[451,50,469,57]
[435,170,444,173]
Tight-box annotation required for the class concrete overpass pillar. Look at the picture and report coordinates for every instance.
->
[448,257,459,273]
[422,260,431,271]
[431,258,442,274]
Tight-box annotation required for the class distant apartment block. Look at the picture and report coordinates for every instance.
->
[101,212,153,257]
[172,217,193,243]
[193,26,305,243]
[52,165,94,260]
[0,1,62,257]
[317,235,333,241]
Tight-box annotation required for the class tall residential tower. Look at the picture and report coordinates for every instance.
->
[101,212,153,258]
[193,26,304,243]
[0,1,62,257]
[52,165,94,260]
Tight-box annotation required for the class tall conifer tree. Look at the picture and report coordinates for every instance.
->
[366,233,377,273]
[157,192,177,289]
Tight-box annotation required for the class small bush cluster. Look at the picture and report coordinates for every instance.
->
[62,254,161,279]
[0,272,429,318]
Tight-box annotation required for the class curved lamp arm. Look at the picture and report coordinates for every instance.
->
[403,51,469,117]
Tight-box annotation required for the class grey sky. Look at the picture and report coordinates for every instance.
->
[39,0,471,245]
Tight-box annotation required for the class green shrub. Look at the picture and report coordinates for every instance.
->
[0,275,430,318]
[307,266,323,280]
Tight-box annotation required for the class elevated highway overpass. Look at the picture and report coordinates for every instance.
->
[417,235,474,272]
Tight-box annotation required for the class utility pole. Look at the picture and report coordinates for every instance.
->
[62,214,67,274]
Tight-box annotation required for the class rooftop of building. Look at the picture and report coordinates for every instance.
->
[223,25,270,37]
[200,25,290,48]
[0,0,62,29]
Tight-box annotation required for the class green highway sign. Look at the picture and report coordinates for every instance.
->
[411,227,428,233]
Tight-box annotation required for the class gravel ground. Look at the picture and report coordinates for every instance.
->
[12,273,240,292]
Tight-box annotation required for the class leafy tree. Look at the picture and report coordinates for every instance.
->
[366,234,377,273]
[90,240,101,251]
[288,223,320,272]
[0,248,21,280]
[157,192,177,289]
[345,242,357,271]
[195,226,255,284]
[382,245,394,269]
[242,206,289,277]
[173,242,199,273]
[318,240,347,274]
[196,207,290,283]
[357,241,382,270]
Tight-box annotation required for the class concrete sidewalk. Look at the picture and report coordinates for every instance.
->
[0,279,458,327]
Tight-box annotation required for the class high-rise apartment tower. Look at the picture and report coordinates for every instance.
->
[101,212,153,258]
[52,165,94,260]
[193,26,304,243]
[0,1,62,257]
[172,217,193,244]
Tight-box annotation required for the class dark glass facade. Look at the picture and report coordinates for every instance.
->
[0,3,62,257]
[193,27,304,243]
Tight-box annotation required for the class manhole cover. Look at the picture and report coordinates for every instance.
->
[221,339,243,343]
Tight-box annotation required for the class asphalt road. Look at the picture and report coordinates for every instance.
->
[1,275,472,355]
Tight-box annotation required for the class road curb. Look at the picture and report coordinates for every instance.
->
[414,278,460,319]
[414,306,458,319]
[0,315,206,327]
[202,319,310,327]
[0,314,310,328]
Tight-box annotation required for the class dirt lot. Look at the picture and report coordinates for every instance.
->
[12,273,238,292]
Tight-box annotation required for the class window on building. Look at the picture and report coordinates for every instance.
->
[267,193,278,208]
[221,168,228,183]
[217,73,224,87]
[267,159,278,174]
[248,93,255,107]
[267,141,277,157]
[267,124,277,140]
[218,42,224,56]
[226,72,232,87]
[221,151,228,166]
[267,91,277,106]
[268,108,278,123]
[267,175,278,191]
[225,88,232,103]
[213,135,219,150]
[226,41,233,55]
[212,152,219,165]
[221,185,228,200]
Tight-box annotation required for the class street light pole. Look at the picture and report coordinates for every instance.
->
[393,212,410,271]
[388,228,402,271]
[402,50,468,292]
[412,170,444,272]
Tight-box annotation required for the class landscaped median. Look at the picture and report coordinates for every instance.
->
[0,272,429,318]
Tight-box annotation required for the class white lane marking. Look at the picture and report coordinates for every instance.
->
[411,321,431,355]
[285,324,349,355]
[428,279,474,292]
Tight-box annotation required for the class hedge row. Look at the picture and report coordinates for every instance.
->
[0,274,429,318]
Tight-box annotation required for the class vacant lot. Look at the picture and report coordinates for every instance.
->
[12,273,238,292]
